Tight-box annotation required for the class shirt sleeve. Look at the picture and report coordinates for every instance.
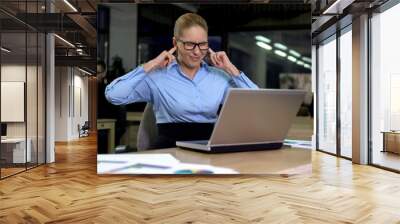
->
[221,71,259,104]
[104,65,153,105]
[229,71,259,89]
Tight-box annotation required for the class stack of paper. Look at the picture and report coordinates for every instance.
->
[284,139,312,149]
[97,154,237,174]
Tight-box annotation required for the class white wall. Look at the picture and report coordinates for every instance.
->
[1,63,46,164]
[54,67,89,141]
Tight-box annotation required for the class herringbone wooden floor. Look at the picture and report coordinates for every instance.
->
[1,135,400,224]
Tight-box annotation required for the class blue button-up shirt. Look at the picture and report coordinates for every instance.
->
[105,60,258,123]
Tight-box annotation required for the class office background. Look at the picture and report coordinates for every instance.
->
[313,0,400,172]
[0,1,47,178]
[96,3,313,154]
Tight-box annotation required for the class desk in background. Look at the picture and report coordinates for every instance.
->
[121,112,142,151]
[97,119,116,153]
[382,131,400,154]
[1,138,32,164]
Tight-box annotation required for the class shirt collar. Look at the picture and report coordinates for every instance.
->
[167,59,210,72]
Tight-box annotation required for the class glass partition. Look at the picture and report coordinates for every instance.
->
[339,28,352,158]
[1,31,28,177]
[317,35,337,154]
[370,3,400,171]
[0,1,46,179]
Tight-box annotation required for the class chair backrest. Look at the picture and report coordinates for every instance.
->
[136,103,159,151]
[82,121,89,129]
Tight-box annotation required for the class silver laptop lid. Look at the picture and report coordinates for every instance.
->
[209,89,305,146]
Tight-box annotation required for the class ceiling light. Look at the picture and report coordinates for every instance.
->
[255,35,271,43]
[273,43,287,51]
[322,0,353,15]
[302,57,312,63]
[54,34,75,48]
[63,0,78,12]
[274,50,287,57]
[304,64,311,69]
[287,55,297,62]
[289,50,301,58]
[1,47,11,53]
[256,41,272,51]
[297,61,304,66]
[78,67,92,76]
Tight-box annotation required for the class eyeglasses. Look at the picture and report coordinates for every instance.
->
[176,39,209,51]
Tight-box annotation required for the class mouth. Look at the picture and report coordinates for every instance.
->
[190,56,201,61]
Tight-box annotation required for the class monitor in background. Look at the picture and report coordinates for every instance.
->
[1,123,7,138]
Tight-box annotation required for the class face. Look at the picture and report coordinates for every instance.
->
[173,26,208,69]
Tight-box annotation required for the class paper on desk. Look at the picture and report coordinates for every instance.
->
[97,154,180,174]
[104,162,238,174]
[171,163,238,174]
[97,154,238,174]
[284,139,312,149]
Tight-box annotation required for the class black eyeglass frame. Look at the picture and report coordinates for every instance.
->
[176,39,209,51]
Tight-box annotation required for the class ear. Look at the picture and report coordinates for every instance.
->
[172,37,177,47]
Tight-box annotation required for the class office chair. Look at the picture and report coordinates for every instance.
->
[78,121,90,138]
[136,103,159,151]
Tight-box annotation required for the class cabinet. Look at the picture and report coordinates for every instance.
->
[382,131,400,154]
[97,119,116,153]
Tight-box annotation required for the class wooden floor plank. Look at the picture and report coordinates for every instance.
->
[0,134,400,223]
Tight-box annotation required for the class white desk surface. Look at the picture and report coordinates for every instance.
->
[1,138,27,143]
[98,145,312,175]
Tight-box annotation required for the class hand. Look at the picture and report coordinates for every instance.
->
[208,48,240,76]
[143,47,176,73]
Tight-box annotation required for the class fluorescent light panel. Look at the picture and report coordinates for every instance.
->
[287,55,297,62]
[1,47,11,53]
[63,0,78,12]
[297,60,304,66]
[256,41,272,51]
[78,67,92,76]
[302,57,312,63]
[274,50,287,57]
[255,35,271,43]
[273,43,287,51]
[54,34,75,48]
[322,0,353,15]
[289,49,301,58]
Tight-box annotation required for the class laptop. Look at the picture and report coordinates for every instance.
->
[176,89,306,153]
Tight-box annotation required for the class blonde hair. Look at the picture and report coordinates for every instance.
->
[174,13,208,38]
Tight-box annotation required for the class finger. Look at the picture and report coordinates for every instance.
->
[211,53,219,66]
[208,48,215,54]
[167,54,175,65]
[210,53,217,66]
[168,46,176,55]
[214,54,222,67]
[161,50,169,61]
[160,60,167,68]
[215,52,223,65]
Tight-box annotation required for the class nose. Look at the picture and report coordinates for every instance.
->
[193,45,201,54]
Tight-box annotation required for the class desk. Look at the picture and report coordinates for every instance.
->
[1,138,31,163]
[121,112,142,150]
[382,131,400,154]
[97,119,116,153]
[99,146,312,175]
